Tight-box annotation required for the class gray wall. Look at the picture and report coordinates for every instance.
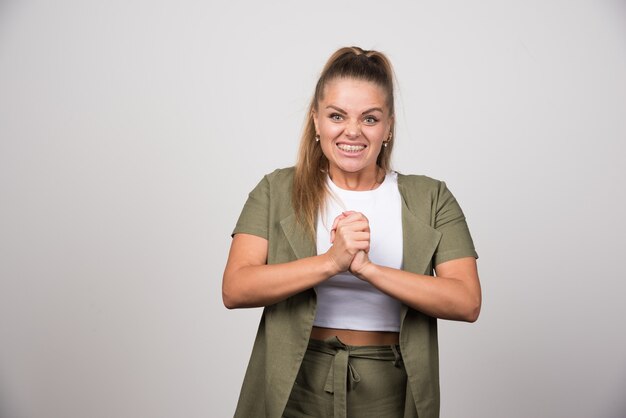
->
[1,1,625,417]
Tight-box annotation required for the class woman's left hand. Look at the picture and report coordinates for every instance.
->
[349,249,371,278]
[330,213,481,322]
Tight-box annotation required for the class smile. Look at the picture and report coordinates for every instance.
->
[337,144,366,152]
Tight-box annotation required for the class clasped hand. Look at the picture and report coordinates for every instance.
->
[327,211,371,277]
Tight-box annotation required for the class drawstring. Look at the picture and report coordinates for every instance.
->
[391,344,402,367]
[308,337,401,418]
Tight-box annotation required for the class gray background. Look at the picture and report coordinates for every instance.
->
[1,1,625,417]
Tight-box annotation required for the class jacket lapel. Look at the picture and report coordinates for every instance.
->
[399,184,442,322]
[279,213,316,260]
[401,201,442,275]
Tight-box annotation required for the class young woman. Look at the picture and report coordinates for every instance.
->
[223,46,481,418]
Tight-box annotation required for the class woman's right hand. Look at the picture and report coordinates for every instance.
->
[326,211,371,273]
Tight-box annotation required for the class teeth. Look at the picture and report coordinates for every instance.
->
[337,144,365,152]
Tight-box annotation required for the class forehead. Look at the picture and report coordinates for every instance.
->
[320,78,388,109]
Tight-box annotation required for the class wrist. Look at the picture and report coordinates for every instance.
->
[321,253,342,277]
[353,260,377,281]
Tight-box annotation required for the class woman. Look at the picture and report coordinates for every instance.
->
[223,46,480,418]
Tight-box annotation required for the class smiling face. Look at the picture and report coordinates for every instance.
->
[313,77,393,187]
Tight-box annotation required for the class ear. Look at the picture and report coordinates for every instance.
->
[312,110,319,134]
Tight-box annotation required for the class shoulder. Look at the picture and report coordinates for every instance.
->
[245,167,294,194]
[396,172,445,201]
[396,171,467,226]
[396,172,441,188]
[253,167,295,198]
[263,166,295,185]
[244,167,295,212]
[233,167,296,238]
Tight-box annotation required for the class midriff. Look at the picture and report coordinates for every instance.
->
[310,326,399,346]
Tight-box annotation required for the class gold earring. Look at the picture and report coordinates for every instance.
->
[383,131,392,147]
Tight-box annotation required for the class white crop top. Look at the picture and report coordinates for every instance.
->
[313,171,403,332]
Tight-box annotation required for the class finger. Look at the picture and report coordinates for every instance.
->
[330,213,348,243]
[335,220,370,234]
[331,212,351,230]
[343,210,366,219]
[342,232,370,250]
[340,212,370,226]
[352,240,370,251]
[330,216,342,232]
[350,231,370,243]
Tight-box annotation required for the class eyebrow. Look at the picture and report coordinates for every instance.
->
[325,105,384,115]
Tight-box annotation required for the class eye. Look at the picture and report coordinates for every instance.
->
[363,116,379,124]
[329,113,344,121]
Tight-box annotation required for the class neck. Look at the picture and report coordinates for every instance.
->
[328,166,384,191]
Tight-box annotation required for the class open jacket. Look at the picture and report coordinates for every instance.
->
[232,167,477,418]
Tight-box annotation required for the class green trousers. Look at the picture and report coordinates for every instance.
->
[283,337,418,418]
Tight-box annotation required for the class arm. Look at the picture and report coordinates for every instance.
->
[334,210,481,322]
[222,214,371,309]
[222,234,335,309]
[353,256,481,322]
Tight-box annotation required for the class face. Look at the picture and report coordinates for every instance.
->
[313,78,393,179]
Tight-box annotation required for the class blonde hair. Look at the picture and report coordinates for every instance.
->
[292,46,396,238]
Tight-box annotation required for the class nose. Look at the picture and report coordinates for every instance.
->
[344,119,361,138]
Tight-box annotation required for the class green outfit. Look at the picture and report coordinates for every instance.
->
[285,337,408,418]
[232,167,478,418]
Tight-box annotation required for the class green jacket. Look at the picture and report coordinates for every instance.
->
[232,167,477,418]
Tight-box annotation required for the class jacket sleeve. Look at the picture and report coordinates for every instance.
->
[232,175,270,240]
[432,181,478,266]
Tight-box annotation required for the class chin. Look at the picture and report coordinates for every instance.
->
[335,162,372,174]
